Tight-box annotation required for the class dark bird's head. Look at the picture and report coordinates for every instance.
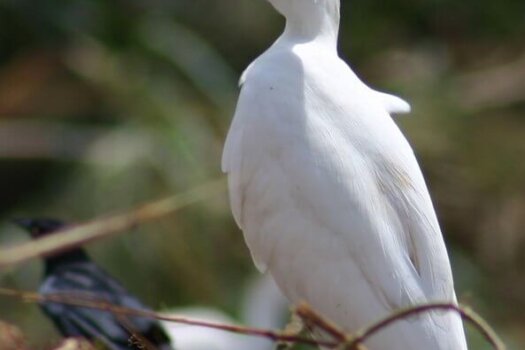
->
[13,218,89,273]
[13,218,66,239]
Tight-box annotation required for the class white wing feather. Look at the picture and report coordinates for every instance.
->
[372,90,411,114]
[223,47,466,349]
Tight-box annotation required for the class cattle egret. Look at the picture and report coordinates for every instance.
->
[222,0,468,349]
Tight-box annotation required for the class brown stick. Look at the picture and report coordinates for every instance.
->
[0,288,334,348]
[0,288,506,350]
[295,302,347,342]
[346,303,506,350]
[0,179,225,269]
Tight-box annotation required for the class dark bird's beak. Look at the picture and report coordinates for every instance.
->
[10,217,65,238]
[11,218,34,231]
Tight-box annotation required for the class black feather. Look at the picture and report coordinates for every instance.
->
[14,218,174,350]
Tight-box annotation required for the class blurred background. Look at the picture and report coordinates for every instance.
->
[0,0,524,348]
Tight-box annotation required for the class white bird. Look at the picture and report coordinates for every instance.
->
[161,275,288,350]
[222,0,468,349]
[161,307,242,350]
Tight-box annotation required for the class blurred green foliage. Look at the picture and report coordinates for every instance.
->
[0,0,524,348]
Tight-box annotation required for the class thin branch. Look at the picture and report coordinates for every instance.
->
[0,179,226,269]
[295,302,347,342]
[0,288,334,349]
[346,303,506,350]
[0,288,506,350]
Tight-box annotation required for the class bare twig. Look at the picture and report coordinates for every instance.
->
[295,302,347,342]
[0,179,226,269]
[0,288,506,350]
[346,303,505,350]
[0,288,333,348]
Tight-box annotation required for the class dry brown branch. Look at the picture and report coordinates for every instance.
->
[295,302,347,342]
[0,288,332,348]
[346,303,506,350]
[0,179,225,269]
[0,288,506,350]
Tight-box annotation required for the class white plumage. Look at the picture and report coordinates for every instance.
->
[161,275,287,350]
[222,0,468,349]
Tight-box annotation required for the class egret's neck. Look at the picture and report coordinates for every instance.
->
[273,0,340,49]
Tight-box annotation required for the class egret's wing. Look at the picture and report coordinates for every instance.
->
[222,104,246,230]
[223,59,269,231]
[238,62,254,87]
[371,90,411,114]
[373,157,453,300]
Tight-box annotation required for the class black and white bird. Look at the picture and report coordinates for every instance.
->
[15,218,174,350]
